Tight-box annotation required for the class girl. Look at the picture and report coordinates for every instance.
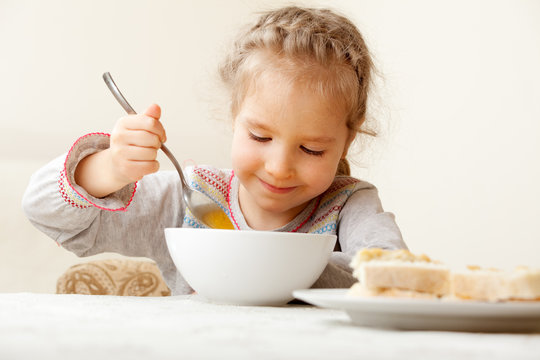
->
[23,6,406,295]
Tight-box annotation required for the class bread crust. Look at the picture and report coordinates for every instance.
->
[348,248,540,302]
[452,266,540,302]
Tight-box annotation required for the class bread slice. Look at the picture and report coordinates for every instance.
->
[348,248,540,302]
[349,248,451,298]
[348,282,440,299]
[452,265,540,302]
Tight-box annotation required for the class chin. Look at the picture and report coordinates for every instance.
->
[256,197,307,215]
[256,200,289,213]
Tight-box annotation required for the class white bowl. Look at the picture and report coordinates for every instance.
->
[165,228,336,306]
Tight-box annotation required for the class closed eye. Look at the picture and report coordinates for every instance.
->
[248,132,271,142]
[301,146,324,156]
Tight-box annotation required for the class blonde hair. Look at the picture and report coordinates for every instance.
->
[219,6,376,176]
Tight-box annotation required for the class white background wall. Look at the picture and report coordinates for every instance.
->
[1,0,539,293]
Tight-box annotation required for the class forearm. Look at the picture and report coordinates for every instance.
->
[312,252,356,288]
[22,134,136,251]
[22,153,102,246]
[338,184,407,254]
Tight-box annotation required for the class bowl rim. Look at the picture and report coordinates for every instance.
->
[164,227,337,239]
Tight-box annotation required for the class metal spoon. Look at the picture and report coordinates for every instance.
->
[102,72,234,229]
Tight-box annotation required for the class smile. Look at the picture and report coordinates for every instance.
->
[258,178,297,194]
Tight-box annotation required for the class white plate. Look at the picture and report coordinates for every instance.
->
[293,289,540,332]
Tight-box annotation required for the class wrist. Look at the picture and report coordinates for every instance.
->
[75,149,132,198]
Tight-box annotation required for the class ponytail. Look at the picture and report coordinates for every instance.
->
[336,158,351,176]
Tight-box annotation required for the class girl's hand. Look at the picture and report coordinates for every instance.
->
[74,104,167,198]
[109,104,167,184]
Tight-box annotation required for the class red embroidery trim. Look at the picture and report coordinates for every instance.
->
[291,196,322,233]
[58,169,89,209]
[311,205,342,227]
[194,167,228,194]
[61,132,137,212]
[227,171,240,230]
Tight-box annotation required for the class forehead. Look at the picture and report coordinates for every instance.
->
[250,72,341,113]
[235,50,354,119]
[240,72,349,135]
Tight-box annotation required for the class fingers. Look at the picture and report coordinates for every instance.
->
[142,104,166,143]
[119,116,167,144]
[114,144,159,162]
[109,141,161,182]
[114,103,166,142]
[118,130,162,149]
[108,104,167,182]
[144,103,161,120]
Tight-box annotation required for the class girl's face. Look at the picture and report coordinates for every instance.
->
[231,72,353,230]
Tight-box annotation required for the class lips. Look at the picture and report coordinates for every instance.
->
[258,178,297,194]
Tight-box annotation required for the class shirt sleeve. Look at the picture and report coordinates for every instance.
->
[337,182,408,256]
[312,181,407,289]
[21,133,185,264]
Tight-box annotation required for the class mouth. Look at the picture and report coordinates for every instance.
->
[258,178,297,194]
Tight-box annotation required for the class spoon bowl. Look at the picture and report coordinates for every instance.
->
[103,72,234,229]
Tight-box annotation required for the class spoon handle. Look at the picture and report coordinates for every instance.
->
[102,72,188,188]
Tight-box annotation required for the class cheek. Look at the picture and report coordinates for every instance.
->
[298,157,340,189]
[231,135,259,173]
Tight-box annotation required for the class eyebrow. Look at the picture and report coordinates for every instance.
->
[245,118,272,132]
[244,118,336,143]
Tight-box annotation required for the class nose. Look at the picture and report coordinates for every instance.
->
[264,145,295,180]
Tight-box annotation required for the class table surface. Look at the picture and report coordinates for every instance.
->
[1,293,539,360]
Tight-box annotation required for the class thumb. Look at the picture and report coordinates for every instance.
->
[144,103,161,120]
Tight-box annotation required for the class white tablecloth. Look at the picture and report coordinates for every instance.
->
[1,293,539,360]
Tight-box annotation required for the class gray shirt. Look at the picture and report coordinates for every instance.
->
[22,133,407,294]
